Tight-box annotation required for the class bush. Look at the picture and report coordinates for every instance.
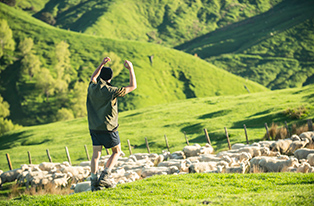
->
[283,106,309,119]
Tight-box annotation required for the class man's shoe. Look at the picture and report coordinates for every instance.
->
[98,169,111,183]
[99,179,116,189]
[91,177,99,192]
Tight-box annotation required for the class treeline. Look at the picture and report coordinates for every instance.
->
[0,18,87,133]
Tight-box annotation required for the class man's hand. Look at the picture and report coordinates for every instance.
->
[102,57,111,65]
[124,60,133,70]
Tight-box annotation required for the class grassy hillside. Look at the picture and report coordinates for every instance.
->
[0,3,266,126]
[0,85,313,171]
[14,0,282,47]
[1,173,314,205]
[176,0,314,89]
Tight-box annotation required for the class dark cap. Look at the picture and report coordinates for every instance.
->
[99,67,113,81]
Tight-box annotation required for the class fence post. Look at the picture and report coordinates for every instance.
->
[105,148,110,155]
[243,124,249,144]
[265,123,270,140]
[285,121,290,138]
[27,151,32,164]
[6,153,13,170]
[65,146,72,165]
[204,129,211,145]
[164,135,170,152]
[184,131,189,146]
[127,139,132,155]
[308,119,313,131]
[145,137,151,154]
[84,145,90,161]
[224,127,231,150]
[46,149,52,163]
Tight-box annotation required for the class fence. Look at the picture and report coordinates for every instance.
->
[4,119,314,171]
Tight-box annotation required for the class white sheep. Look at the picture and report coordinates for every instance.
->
[199,144,214,155]
[183,144,201,158]
[286,139,309,155]
[170,151,186,159]
[307,153,314,166]
[258,156,298,172]
[294,148,314,160]
[231,143,247,150]
[188,162,217,173]
[0,168,23,185]
[270,139,292,154]
[158,159,188,172]
[141,166,179,178]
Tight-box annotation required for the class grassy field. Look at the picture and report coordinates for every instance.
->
[0,85,313,171]
[1,173,314,205]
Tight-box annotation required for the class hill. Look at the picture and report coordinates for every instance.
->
[176,0,314,89]
[0,3,267,126]
[0,85,313,170]
[15,0,282,47]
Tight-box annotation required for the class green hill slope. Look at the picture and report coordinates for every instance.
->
[15,0,282,47]
[0,85,313,170]
[175,0,314,89]
[0,3,267,126]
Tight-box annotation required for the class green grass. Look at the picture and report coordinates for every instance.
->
[1,173,314,205]
[0,85,313,171]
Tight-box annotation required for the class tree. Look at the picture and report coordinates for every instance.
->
[35,67,55,102]
[21,53,41,79]
[0,94,17,136]
[71,81,87,118]
[18,37,34,55]
[56,108,74,121]
[0,19,15,58]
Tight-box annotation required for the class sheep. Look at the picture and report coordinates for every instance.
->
[307,153,314,166]
[258,140,276,148]
[71,181,91,193]
[154,154,164,166]
[286,139,309,155]
[141,166,179,178]
[39,162,61,171]
[284,162,311,173]
[199,144,214,155]
[158,159,188,172]
[258,157,298,172]
[0,168,23,185]
[200,154,232,164]
[269,139,292,154]
[231,143,247,150]
[170,151,186,159]
[217,152,251,163]
[299,132,314,143]
[183,144,201,158]
[294,148,314,160]
[221,162,250,174]
[188,162,217,173]
[291,135,301,142]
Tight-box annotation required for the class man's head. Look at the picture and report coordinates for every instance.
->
[99,67,113,81]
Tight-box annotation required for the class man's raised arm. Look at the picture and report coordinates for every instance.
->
[123,60,137,94]
[90,57,111,83]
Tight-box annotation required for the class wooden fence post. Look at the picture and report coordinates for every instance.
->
[285,121,290,138]
[105,148,110,155]
[6,153,13,170]
[224,127,231,150]
[204,129,211,145]
[164,135,170,152]
[145,137,151,154]
[265,123,270,140]
[65,146,72,165]
[308,119,313,131]
[127,139,132,155]
[243,124,249,144]
[46,149,52,163]
[84,145,90,161]
[27,151,32,164]
[184,131,189,146]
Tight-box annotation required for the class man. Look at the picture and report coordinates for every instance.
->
[86,56,137,191]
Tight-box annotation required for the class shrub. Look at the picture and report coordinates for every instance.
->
[283,106,309,119]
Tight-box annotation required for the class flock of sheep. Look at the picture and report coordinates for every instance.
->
[0,131,314,194]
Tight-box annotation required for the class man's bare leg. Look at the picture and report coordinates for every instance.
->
[91,145,102,191]
[105,144,121,170]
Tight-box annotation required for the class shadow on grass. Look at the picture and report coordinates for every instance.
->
[198,110,231,119]
[231,111,290,129]
[0,132,31,150]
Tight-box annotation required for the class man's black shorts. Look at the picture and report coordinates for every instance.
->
[90,130,121,149]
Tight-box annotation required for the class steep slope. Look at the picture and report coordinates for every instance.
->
[175,0,314,89]
[0,4,267,126]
